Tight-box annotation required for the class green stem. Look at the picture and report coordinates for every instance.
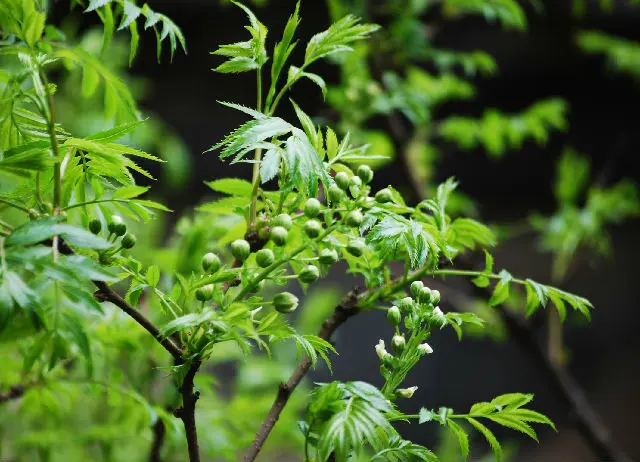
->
[266,65,307,117]
[39,70,62,212]
[0,197,30,214]
[249,68,264,228]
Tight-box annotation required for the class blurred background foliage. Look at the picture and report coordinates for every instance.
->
[1,0,640,460]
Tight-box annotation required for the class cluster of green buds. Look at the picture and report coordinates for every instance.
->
[376,280,442,400]
[88,215,137,264]
[194,251,223,302]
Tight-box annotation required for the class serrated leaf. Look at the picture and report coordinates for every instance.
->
[467,418,503,461]
[205,178,253,197]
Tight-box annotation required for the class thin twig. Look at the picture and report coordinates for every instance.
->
[0,384,26,403]
[242,288,361,462]
[56,240,183,360]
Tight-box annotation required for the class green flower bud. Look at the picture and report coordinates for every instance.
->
[195,284,214,302]
[231,239,251,261]
[304,219,323,238]
[272,213,293,230]
[387,306,401,326]
[418,287,432,304]
[108,215,126,236]
[396,386,418,399]
[392,334,406,353]
[304,198,322,218]
[255,214,269,230]
[399,296,414,313]
[258,226,270,241]
[298,265,320,284]
[99,253,113,265]
[89,218,102,235]
[345,210,364,228]
[375,188,393,203]
[357,165,374,184]
[28,208,40,220]
[256,248,275,268]
[410,281,424,298]
[270,226,289,246]
[319,248,339,265]
[327,184,344,203]
[346,239,366,257]
[349,176,362,189]
[382,353,394,367]
[273,292,299,313]
[334,171,350,190]
[431,289,441,305]
[121,233,137,249]
[202,252,222,273]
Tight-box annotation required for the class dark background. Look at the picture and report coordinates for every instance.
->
[78,0,640,459]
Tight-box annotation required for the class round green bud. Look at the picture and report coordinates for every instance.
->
[375,188,393,204]
[256,248,275,268]
[418,287,432,304]
[319,248,339,265]
[202,252,221,273]
[99,253,113,265]
[304,198,322,218]
[299,265,320,284]
[89,218,102,235]
[28,209,40,219]
[304,219,323,238]
[195,284,214,302]
[270,226,289,246]
[108,215,127,236]
[272,213,293,230]
[231,239,251,261]
[346,239,366,257]
[357,165,374,184]
[431,289,441,305]
[258,226,270,241]
[334,171,350,190]
[392,334,406,353]
[387,306,402,326]
[399,297,414,313]
[382,353,394,367]
[121,233,137,249]
[255,215,269,231]
[349,176,362,189]
[273,292,299,313]
[410,281,424,298]
[327,184,344,203]
[345,210,364,228]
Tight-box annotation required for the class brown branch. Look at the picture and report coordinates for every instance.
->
[0,384,25,403]
[174,360,202,462]
[56,240,183,360]
[148,416,167,462]
[93,281,182,360]
[242,288,361,462]
[390,113,631,462]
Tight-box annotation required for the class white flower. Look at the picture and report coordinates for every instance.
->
[397,386,418,399]
[418,342,434,355]
[432,307,444,317]
[375,339,388,360]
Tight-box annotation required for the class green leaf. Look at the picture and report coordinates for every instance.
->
[447,419,469,459]
[146,265,160,288]
[267,2,300,107]
[489,270,512,306]
[304,15,380,65]
[6,217,111,249]
[205,178,253,197]
[467,418,502,461]
[288,65,327,99]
